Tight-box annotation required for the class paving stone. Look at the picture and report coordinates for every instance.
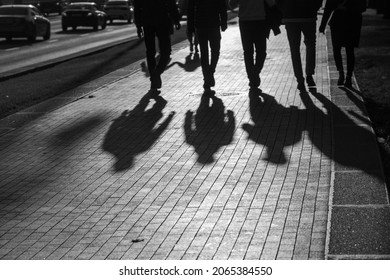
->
[0,15,388,261]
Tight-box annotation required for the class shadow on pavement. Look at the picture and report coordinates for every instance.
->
[102,93,174,171]
[184,94,235,164]
[300,89,384,182]
[242,89,304,164]
[173,52,201,72]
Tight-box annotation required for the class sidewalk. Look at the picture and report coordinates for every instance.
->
[0,17,389,260]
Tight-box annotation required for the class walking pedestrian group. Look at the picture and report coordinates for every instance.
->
[133,0,366,94]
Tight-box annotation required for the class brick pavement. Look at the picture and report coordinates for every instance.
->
[0,16,388,260]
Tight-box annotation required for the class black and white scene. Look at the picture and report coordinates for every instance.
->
[0,0,390,269]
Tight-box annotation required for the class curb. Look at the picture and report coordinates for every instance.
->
[324,27,390,259]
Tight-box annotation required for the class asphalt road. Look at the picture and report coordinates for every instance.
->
[0,14,138,78]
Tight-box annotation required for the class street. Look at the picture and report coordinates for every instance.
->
[0,14,189,119]
[0,14,138,78]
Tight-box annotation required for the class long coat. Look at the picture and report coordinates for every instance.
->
[320,0,366,47]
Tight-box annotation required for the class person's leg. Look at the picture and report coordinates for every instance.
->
[146,25,171,89]
[330,27,345,86]
[333,44,344,86]
[252,20,267,88]
[345,46,355,87]
[196,28,211,89]
[187,29,194,52]
[239,20,256,87]
[155,26,172,75]
[302,22,317,87]
[194,32,199,53]
[285,23,305,90]
[208,27,221,87]
[143,26,158,88]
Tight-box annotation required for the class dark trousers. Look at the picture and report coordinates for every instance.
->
[285,22,316,83]
[238,20,267,86]
[331,27,355,77]
[143,25,172,78]
[196,27,221,84]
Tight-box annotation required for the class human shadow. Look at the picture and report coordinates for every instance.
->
[173,52,201,72]
[102,94,174,171]
[184,94,235,164]
[300,90,384,181]
[242,89,304,164]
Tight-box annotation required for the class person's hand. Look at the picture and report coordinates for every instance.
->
[137,26,143,38]
[175,23,181,30]
[221,23,227,32]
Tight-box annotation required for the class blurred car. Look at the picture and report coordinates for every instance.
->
[103,0,133,24]
[36,0,68,16]
[0,4,51,42]
[61,2,107,31]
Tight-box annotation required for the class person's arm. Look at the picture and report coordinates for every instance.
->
[319,0,335,33]
[220,0,228,31]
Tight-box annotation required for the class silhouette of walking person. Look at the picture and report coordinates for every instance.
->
[185,95,235,164]
[319,0,367,87]
[277,0,323,92]
[229,0,278,91]
[102,95,174,171]
[187,0,228,93]
[134,0,181,93]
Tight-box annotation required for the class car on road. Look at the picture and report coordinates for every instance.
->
[36,0,68,16]
[103,0,133,24]
[0,4,51,42]
[61,2,107,31]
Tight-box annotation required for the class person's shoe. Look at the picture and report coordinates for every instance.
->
[150,72,162,89]
[249,75,261,89]
[203,81,211,92]
[306,75,316,87]
[249,87,262,96]
[203,76,212,91]
[344,76,352,88]
[337,72,345,86]
[148,88,161,97]
[297,81,307,92]
[203,89,215,97]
